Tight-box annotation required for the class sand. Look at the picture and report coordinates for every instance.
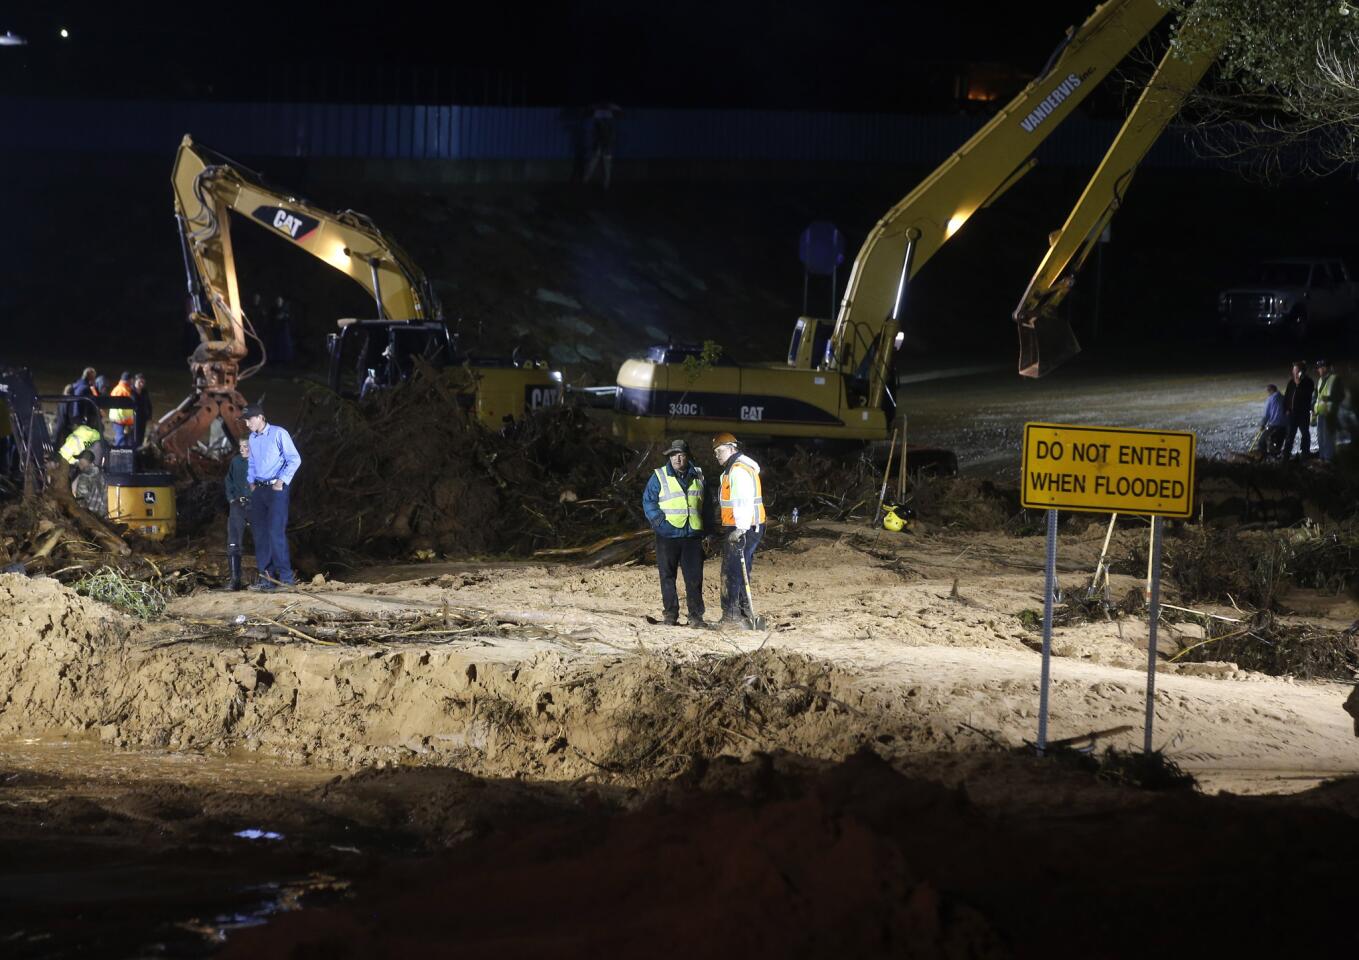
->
[2,521,1355,794]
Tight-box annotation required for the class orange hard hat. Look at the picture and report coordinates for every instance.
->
[712,432,739,448]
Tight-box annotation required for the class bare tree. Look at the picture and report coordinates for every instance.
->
[1159,0,1359,178]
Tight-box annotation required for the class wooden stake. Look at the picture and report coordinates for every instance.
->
[1145,522,1154,603]
[873,427,899,527]
[897,416,908,503]
[1088,512,1117,596]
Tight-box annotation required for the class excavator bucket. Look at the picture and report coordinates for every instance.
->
[1016,315,1082,379]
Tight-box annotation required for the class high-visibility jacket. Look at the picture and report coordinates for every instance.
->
[1313,373,1338,422]
[109,381,135,426]
[59,425,102,464]
[719,454,765,528]
[653,465,703,532]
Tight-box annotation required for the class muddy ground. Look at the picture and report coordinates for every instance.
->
[3,519,1358,955]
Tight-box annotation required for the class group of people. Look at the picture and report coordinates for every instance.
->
[246,294,299,367]
[54,368,154,515]
[56,368,153,454]
[641,431,765,629]
[43,364,303,591]
[1257,359,1344,462]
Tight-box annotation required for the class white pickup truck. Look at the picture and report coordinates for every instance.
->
[1218,258,1359,339]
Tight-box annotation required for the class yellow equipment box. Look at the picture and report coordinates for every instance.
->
[106,472,176,540]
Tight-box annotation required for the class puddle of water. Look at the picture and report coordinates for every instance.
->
[234,828,286,841]
[0,735,337,797]
[0,737,352,957]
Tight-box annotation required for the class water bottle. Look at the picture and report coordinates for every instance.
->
[791,507,799,526]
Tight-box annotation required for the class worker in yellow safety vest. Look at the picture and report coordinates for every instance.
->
[109,371,136,449]
[713,431,765,628]
[58,423,103,465]
[641,438,707,627]
[1312,359,1340,462]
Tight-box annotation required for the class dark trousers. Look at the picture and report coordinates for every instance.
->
[656,535,705,620]
[112,424,133,449]
[721,525,763,617]
[249,485,294,584]
[227,500,250,557]
[1285,416,1311,459]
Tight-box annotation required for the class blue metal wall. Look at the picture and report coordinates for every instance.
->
[0,97,1204,167]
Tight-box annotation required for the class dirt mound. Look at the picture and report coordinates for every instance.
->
[911,476,1018,530]
[285,367,928,566]
[289,367,644,565]
[1196,456,1359,527]
[0,573,132,737]
[0,593,957,776]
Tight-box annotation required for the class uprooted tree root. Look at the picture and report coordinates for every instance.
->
[588,649,861,782]
[1172,610,1359,681]
[910,476,1018,531]
[1042,740,1197,791]
[1017,586,1148,634]
[1113,520,1359,614]
[288,365,647,565]
[1158,526,1290,610]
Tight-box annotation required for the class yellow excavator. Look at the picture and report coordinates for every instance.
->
[614,0,1215,444]
[156,135,561,459]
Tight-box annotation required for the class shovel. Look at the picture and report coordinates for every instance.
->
[738,538,768,631]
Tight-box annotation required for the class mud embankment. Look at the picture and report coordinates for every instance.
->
[0,574,959,780]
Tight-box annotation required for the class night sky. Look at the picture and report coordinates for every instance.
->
[5,1,1106,108]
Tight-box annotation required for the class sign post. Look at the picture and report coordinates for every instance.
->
[1143,515,1164,753]
[1021,423,1195,755]
[1037,507,1058,753]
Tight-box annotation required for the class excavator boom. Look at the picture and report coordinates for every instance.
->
[1013,18,1223,377]
[173,137,435,328]
[157,135,441,458]
[828,0,1172,408]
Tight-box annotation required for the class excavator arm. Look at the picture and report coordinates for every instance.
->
[157,134,440,458]
[827,0,1174,409]
[1014,18,1223,377]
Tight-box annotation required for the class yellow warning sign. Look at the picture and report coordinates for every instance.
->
[1021,423,1196,518]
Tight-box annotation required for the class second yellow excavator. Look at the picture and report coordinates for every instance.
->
[156,135,561,458]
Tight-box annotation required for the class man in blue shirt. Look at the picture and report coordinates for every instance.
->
[1258,383,1288,458]
[240,404,301,590]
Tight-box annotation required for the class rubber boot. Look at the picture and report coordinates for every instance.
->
[717,605,745,627]
[227,554,244,592]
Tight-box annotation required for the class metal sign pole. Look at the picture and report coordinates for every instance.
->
[1037,507,1058,754]
[1143,515,1164,753]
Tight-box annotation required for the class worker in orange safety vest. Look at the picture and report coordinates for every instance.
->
[712,431,765,628]
[108,371,136,449]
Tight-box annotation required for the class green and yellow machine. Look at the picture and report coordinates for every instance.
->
[1,366,176,540]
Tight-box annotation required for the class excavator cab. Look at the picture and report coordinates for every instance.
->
[786,317,832,370]
[327,319,455,399]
